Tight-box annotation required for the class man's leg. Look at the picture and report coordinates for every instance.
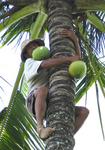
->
[34,86,55,139]
[75,106,89,134]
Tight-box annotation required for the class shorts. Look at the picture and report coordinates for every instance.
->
[26,90,36,116]
[26,88,49,117]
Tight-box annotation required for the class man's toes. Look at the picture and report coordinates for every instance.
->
[39,127,55,139]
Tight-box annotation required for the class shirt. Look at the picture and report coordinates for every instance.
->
[24,58,48,92]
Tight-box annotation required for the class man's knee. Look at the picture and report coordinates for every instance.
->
[75,106,89,118]
[79,107,89,118]
[35,86,48,97]
[39,86,48,94]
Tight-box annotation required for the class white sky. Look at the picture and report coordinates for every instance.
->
[0,42,105,150]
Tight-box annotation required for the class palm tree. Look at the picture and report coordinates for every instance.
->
[0,0,105,149]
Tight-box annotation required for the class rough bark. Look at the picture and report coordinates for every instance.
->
[45,0,76,149]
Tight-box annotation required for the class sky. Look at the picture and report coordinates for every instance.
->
[0,41,105,150]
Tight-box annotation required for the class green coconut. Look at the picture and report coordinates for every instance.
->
[68,60,87,79]
[32,46,50,60]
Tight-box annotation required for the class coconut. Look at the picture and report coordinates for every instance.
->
[68,60,87,79]
[32,46,50,60]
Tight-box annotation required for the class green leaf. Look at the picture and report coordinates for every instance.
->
[30,12,48,40]
[95,82,105,140]
[87,12,105,32]
[0,108,7,124]
[0,1,46,32]
[0,91,45,149]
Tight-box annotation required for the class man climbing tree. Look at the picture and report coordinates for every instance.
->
[21,28,89,141]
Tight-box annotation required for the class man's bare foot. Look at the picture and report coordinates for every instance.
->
[37,126,55,139]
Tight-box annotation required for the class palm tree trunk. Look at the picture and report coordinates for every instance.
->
[45,0,76,149]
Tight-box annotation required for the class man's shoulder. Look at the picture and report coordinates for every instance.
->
[25,58,42,63]
[24,58,43,78]
[25,58,34,64]
[25,58,42,66]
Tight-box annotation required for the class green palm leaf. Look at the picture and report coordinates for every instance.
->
[0,1,45,31]
[0,1,47,46]
[0,91,44,150]
[95,82,105,140]
[77,11,105,55]
[75,21,105,102]
[0,107,7,124]
[87,12,105,32]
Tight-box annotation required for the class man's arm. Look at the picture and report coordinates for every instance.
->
[59,29,82,59]
[40,55,80,69]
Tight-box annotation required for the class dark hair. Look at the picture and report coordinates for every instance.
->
[21,39,45,62]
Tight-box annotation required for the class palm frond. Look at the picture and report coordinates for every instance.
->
[19,75,29,99]
[75,26,105,102]
[75,73,95,103]
[75,11,105,56]
[98,75,105,97]
[95,82,105,140]
[0,1,10,18]
[0,13,38,46]
[0,6,20,21]
[0,13,48,146]
[0,76,12,87]
[0,1,47,46]
[0,61,44,149]
[0,76,12,98]
[0,1,45,32]
[87,12,105,32]
[0,107,7,124]
[0,85,4,93]
[1,12,48,46]
[87,11,105,55]
[30,12,48,40]
[0,91,44,150]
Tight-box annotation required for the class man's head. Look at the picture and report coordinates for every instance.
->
[21,39,45,62]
